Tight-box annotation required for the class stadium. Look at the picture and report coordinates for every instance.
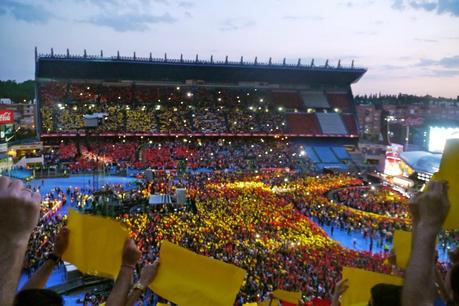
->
[0,48,456,306]
[35,49,363,174]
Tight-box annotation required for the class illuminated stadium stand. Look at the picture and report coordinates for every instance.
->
[35,49,365,171]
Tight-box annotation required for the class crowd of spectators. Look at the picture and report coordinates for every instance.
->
[23,186,66,274]
[43,138,316,173]
[21,172,399,304]
[287,176,412,255]
[335,186,410,218]
[39,83,289,135]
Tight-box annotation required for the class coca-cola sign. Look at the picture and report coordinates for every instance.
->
[0,110,14,124]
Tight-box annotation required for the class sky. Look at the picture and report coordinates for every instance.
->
[0,0,458,98]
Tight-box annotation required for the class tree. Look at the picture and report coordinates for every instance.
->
[0,80,35,103]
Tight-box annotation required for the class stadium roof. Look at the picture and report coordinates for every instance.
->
[400,151,442,174]
[35,52,366,87]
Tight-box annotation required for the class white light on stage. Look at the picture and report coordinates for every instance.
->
[428,126,459,153]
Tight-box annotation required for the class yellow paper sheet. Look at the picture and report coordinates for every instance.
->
[341,267,403,306]
[434,139,459,229]
[62,210,129,278]
[392,230,412,268]
[272,289,301,304]
[150,240,246,306]
[258,299,280,306]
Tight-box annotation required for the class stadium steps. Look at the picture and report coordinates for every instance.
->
[332,146,351,160]
[312,146,340,163]
[300,91,330,108]
[304,146,321,163]
[316,113,348,135]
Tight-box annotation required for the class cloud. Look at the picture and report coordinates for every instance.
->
[88,12,176,31]
[417,56,459,68]
[392,0,459,17]
[391,0,405,9]
[438,55,459,67]
[177,1,194,8]
[283,15,324,21]
[220,18,255,31]
[410,1,437,11]
[184,11,192,18]
[0,0,53,24]
[437,0,459,15]
[428,69,459,77]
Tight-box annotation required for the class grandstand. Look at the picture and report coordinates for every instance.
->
[35,49,365,171]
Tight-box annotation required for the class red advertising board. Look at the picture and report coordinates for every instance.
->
[0,110,14,124]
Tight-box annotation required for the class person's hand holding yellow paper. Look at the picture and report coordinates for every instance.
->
[340,267,403,306]
[62,210,130,278]
[149,240,246,306]
[432,138,459,230]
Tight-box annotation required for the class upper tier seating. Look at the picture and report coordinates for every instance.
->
[316,113,348,135]
[271,91,303,110]
[286,113,322,135]
[300,91,330,108]
[326,93,352,112]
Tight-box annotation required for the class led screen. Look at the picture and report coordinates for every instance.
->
[429,127,459,153]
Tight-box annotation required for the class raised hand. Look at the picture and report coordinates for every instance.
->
[139,259,160,287]
[53,228,70,257]
[0,176,41,244]
[411,180,450,230]
[122,239,141,268]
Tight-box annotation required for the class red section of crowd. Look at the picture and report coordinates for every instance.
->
[45,139,316,173]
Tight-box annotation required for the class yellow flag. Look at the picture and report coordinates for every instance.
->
[434,138,459,229]
[393,230,412,268]
[341,267,403,306]
[272,289,301,304]
[62,210,129,278]
[150,240,246,306]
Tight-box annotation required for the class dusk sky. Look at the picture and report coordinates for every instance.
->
[0,0,458,98]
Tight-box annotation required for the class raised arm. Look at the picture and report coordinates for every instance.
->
[402,180,450,306]
[22,228,69,290]
[125,259,160,306]
[0,176,41,306]
[106,239,141,306]
[331,278,349,306]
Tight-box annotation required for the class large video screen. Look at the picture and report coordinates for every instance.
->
[429,126,459,153]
